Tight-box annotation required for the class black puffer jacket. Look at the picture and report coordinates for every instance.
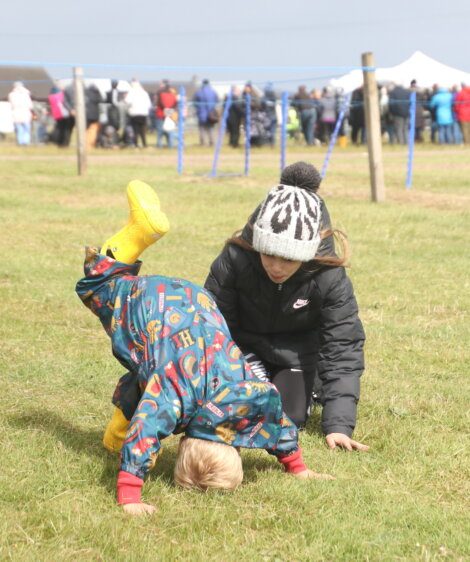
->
[204,202,365,437]
[389,86,410,118]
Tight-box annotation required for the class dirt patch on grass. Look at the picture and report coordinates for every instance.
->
[388,189,470,210]
[57,192,122,209]
[324,182,470,210]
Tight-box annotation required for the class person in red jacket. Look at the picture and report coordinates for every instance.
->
[155,79,178,149]
[454,84,470,144]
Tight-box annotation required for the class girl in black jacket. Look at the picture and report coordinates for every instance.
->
[205,162,368,452]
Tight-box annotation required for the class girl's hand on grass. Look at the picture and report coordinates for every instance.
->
[293,469,335,480]
[326,433,369,452]
[122,503,156,516]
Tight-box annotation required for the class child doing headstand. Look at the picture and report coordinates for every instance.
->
[75,180,332,515]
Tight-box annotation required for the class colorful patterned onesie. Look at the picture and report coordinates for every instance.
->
[76,249,298,480]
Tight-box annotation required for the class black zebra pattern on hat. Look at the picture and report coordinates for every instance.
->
[252,184,322,262]
[261,185,320,240]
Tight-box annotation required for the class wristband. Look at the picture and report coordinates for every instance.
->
[117,470,144,505]
[277,448,307,474]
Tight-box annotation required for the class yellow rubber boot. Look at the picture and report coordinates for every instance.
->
[101,180,170,264]
[103,407,130,453]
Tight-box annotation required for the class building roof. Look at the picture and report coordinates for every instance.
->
[0,66,54,101]
[56,77,200,100]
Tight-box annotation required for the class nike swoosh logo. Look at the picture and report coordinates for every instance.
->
[293,299,309,309]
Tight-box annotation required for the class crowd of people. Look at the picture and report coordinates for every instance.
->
[229,79,470,147]
[2,78,470,148]
[356,80,470,145]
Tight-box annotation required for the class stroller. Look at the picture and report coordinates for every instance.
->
[249,108,272,146]
[98,124,119,148]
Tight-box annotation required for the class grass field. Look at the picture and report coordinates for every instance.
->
[0,140,469,561]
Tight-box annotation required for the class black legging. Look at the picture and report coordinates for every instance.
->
[270,367,317,428]
[56,116,75,147]
[130,115,147,147]
[244,353,319,427]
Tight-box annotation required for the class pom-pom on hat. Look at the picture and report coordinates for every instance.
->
[252,184,322,262]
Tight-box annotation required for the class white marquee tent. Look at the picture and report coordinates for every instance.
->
[330,51,470,93]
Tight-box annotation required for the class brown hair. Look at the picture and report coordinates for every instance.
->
[225,226,350,269]
[174,437,243,491]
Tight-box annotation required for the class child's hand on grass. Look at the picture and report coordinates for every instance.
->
[122,503,156,516]
[326,433,369,452]
[293,469,335,480]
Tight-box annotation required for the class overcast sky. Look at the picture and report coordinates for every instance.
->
[2,0,469,88]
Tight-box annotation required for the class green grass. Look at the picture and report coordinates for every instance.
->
[0,142,469,561]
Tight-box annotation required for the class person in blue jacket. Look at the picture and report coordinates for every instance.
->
[76,180,332,515]
[193,78,219,146]
[430,87,455,144]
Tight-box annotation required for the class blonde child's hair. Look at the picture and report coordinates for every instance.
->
[174,436,243,491]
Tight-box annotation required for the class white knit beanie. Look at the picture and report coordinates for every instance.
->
[252,184,322,262]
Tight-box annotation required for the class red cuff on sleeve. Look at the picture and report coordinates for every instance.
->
[277,448,307,474]
[117,470,144,505]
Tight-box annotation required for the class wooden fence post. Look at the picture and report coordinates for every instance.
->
[73,67,87,176]
[362,52,385,202]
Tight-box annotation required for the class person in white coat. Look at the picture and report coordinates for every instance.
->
[125,80,151,148]
[8,82,33,145]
